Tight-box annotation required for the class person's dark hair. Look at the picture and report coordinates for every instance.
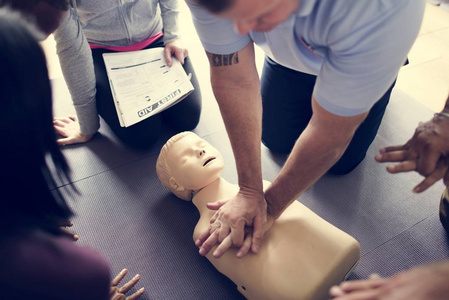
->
[196,0,235,13]
[0,0,69,11]
[0,8,74,234]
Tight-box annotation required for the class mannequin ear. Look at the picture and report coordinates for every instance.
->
[169,177,185,191]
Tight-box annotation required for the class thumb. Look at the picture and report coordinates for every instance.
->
[251,216,266,254]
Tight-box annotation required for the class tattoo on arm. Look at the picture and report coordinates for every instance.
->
[208,52,239,67]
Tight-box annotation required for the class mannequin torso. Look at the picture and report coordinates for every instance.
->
[192,177,360,300]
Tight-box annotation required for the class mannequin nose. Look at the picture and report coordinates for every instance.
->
[197,149,205,157]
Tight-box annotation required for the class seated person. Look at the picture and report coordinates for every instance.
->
[0,9,143,300]
[156,131,361,300]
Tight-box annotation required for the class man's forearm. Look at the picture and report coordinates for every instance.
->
[265,126,350,218]
[212,76,263,192]
[265,97,367,218]
[207,44,263,193]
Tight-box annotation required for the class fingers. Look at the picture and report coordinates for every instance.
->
[164,47,172,67]
[58,219,73,227]
[329,285,345,297]
[213,234,233,258]
[174,48,187,64]
[416,149,440,176]
[376,150,406,163]
[207,199,227,211]
[53,117,71,124]
[217,223,231,243]
[118,274,141,294]
[385,160,416,174]
[110,269,144,300]
[250,214,266,254]
[127,287,145,300]
[413,162,446,193]
[164,44,188,66]
[59,226,79,241]
[54,125,68,137]
[339,277,385,293]
[377,144,407,155]
[329,288,382,300]
[111,269,129,287]
[199,229,219,256]
[195,227,211,247]
[56,136,76,146]
[236,231,252,258]
[229,220,245,247]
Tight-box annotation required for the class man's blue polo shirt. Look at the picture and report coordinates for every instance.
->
[187,0,425,116]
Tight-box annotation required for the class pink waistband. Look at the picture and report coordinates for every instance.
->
[89,31,163,52]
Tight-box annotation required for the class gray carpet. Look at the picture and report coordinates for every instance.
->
[51,74,449,299]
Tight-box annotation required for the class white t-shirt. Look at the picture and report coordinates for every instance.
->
[187,0,425,116]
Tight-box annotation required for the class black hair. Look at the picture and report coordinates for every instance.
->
[196,0,235,13]
[0,9,74,235]
[0,0,69,11]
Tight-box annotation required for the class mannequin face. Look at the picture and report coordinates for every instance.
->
[167,134,224,191]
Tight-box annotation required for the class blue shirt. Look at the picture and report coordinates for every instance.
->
[187,0,425,116]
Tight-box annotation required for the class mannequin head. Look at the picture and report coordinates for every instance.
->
[156,132,224,201]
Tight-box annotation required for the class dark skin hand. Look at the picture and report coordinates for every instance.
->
[110,269,145,300]
[375,112,449,192]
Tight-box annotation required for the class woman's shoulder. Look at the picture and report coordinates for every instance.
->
[0,231,111,300]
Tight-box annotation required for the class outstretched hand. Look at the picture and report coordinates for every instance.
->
[329,261,449,300]
[164,40,188,67]
[375,114,449,192]
[195,188,268,258]
[54,115,94,146]
[110,269,145,300]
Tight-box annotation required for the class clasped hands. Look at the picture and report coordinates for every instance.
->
[375,114,449,192]
[195,188,273,258]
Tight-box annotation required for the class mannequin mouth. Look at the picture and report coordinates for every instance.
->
[203,157,216,167]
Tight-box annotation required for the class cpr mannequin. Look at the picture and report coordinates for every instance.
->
[156,132,360,300]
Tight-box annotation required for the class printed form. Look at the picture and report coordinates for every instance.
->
[103,48,194,127]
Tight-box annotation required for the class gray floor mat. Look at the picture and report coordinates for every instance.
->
[53,73,449,299]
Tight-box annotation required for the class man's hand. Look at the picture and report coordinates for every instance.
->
[164,40,188,67]
[54,115,94,146]
[110,269,144,300]
[375,114,449,192]
[195,188,267,258]
[329,261,449,300]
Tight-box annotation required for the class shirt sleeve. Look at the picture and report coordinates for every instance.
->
[313,0,426,116]
[0,234,111,300]
[53,8,100,135]
[160,0,179,44]
[186,0,251,54]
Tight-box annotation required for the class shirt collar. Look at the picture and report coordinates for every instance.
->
[296,0,318,17]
